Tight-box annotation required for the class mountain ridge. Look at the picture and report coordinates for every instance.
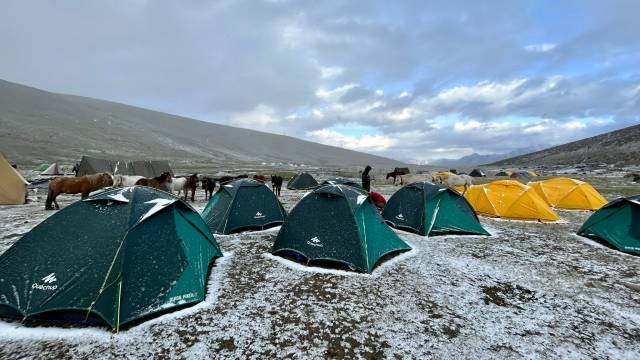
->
[488,123,640,167]
[0,79,406,167]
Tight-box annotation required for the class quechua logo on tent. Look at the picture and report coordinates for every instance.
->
[254,211,266,219]
[32,272,58,291]
[307,236,323,247]
[395,213,405,221]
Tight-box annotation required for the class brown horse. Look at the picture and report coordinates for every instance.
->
[135,172,173,192]
[45,173,113,210]
[386,171,406,185]
[183,173,199,202]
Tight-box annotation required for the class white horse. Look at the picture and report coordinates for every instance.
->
[432,173,473,194]
[171,177,188,196]
[113,175,144,187]
[398,174,433,185]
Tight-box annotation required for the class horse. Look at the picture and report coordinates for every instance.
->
[45,172,113,210]
[386,171,406,185]
[135,172,173,192]
[183,174,199,202]
[112,175,143,187]
[171,177,187,196]
[253,175,267,182]
[201,177,216,201]
[271,175,283,196]
[432,173,473,194]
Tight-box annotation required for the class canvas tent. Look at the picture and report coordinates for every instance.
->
[383,182,489,236]
[76,156,173,178]
[577,196,640,254]
[464,180,560,222]
[469,169,486,177]
[321,178,363,189]
[0,186,222,330]
[287,172,319,190]
[40,163,64,175]
[528,177,607,211]
[202,178,286,234]
[272,184,411,273]
[0,153,28,205]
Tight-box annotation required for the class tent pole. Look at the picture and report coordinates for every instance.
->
[116,280,122,334]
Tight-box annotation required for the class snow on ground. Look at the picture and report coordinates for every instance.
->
[0,179,639,359]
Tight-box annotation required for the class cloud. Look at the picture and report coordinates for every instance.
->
[0,0,639,163]
[305,129,397,152]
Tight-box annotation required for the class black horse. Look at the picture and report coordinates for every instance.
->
[271,175,283,196]
[201,177,216,201]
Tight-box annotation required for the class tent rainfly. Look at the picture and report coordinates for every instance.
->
[383,182,490,236]
[40,163,64,176]
[528,177,607,211]
[577,195,640,254]
[0,153,28,205]
[321,178,363,190]
[76,156,173,178]
[0,186,222,330]
[287,172,319,190]
[464,180,560,222]
[272,184,411,273]
[202,178,287,234]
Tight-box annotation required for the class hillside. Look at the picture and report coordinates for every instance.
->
[0,79,405,167]
[489,124,640,167]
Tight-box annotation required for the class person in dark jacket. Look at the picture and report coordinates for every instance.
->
[362,165,372,192]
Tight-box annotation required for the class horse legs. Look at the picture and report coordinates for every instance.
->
[45,188,55,210]
[190,188,195,202]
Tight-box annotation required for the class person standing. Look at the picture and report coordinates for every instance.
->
[362,165,372,192]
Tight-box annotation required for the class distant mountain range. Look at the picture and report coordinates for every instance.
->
[490,124,640,167]
[0,79,406,167]
[430,148,536,168]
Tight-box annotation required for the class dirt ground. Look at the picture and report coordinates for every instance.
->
[0,176,639,359]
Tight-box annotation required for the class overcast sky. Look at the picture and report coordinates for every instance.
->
[1,0,639,163]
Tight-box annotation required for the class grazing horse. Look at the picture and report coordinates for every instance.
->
[183,173,199,202]
[201,177,216,201]
[253,175,267,182]
[171,177,188,196]
[432,173,473,194]
[271,175,283,196]
[112,175,143,187]
[135,172,173,192]
[45,172,113,210]
[386,171,406,185]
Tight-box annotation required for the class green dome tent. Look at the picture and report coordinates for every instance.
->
[272,184,411,273]
[287,172,319,190]
[577,195,640,254]
[202,178,286,235]
[382,182,490,236]
[321,177,363,189]
[0,186,222,331]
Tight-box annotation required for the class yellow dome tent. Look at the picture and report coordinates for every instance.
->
[0,153,28,205]
[464,180,559,222]
[527,177,607,211]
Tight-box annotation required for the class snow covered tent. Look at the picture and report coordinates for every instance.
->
[469,169,486,177]
[76,156,173,178]
[287,172,319,190]
[464,180,560,222]
[40,163,64,175]
[382,182,489,236]
[202,178,287,234]
[0,153,28,205]
[0,186,222,330]
[321,177,363,189]
[577,195,640,254]
[528,177,607,211]
[272,184,411,273]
